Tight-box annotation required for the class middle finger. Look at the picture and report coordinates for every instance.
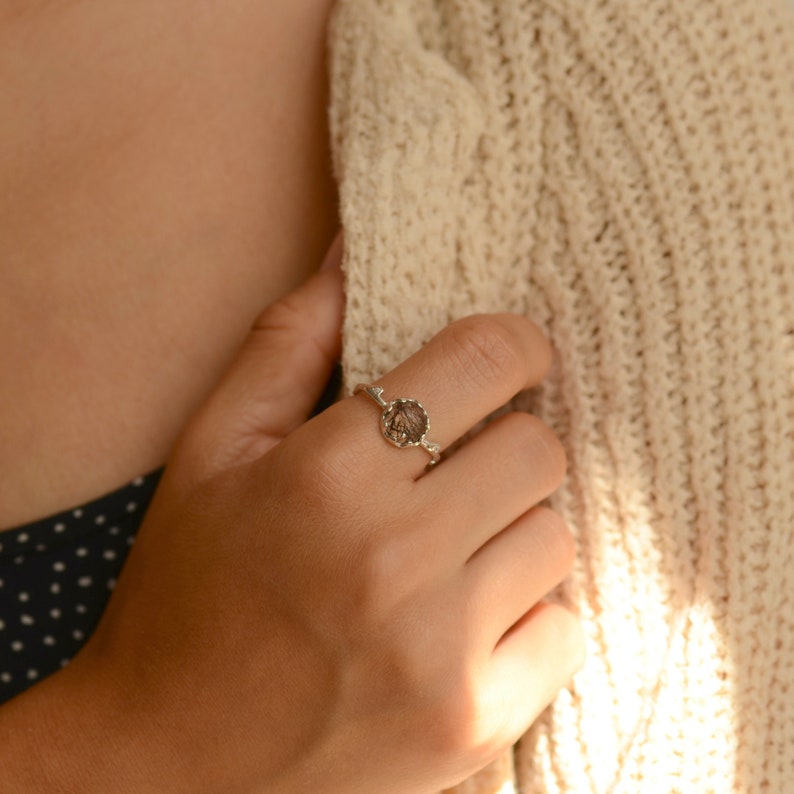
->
[415,411,568,568]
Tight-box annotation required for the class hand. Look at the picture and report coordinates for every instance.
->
[62,231,585,793]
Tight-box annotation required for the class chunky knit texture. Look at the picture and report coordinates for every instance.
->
[327,1,794,792]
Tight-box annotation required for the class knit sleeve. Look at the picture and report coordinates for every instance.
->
[328,1,794,792]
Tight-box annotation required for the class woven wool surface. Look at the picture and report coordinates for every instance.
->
[327,1,794,791]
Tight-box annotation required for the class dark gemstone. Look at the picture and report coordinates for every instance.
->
[381,399,429,446]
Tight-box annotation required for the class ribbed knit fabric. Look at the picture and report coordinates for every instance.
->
[327,2,794,792]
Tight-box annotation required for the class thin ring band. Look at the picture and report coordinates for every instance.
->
[354,384,442,466]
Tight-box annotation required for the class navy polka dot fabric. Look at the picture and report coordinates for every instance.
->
[0,469,163,704]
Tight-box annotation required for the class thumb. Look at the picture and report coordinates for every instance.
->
[178,230,345,477]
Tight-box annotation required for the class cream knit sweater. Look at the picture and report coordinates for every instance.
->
[326,1,794,792]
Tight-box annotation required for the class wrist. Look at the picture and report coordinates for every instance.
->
[0,658,189,793]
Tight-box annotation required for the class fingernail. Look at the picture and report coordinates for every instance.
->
[320,230,344,271]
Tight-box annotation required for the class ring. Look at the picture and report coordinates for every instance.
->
[354,384,442,466]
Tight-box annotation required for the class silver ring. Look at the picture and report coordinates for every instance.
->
[354,384,441,466]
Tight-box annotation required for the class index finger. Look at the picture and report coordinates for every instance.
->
[330,313,553,479]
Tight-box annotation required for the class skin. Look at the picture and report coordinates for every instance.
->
[0,1,585,789]
[0,0,340,528]
[0,268,584,792]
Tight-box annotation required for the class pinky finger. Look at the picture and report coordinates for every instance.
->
[481,602,585,747]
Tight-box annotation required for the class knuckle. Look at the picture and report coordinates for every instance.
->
[530,418,569,482]
[346,521,428,631]
[426,671,504,767]
[528,505,577,571]
[544,603,587,673]
[250,291,302,335]
[279,430,360,518]
[350,535,407,624]
[443,315,525,390]
[500,412,568,487]
[429,697,477,762]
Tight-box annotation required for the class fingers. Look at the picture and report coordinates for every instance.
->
[480,602,584,745]
[462,505,576,650]
[326,313,554,480]
[415,412,567,566]
[177,231,345,477]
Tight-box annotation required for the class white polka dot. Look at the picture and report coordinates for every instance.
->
[126,536,135,546]
[20,615,34,626]
[107,578,117,591]
[50,608,61,619]
[36,543,47,552]
[14,555,24,565]
[43,636,56,646]
[72,508,83,519]
[132,476,145,486]
[77,576,93,588]
[94,514,106,525]
[75,604,87,615]
[26,669,38,681]
[18,592,29,603]
[75,547,88,557]
[0,619,4,630]
[53,522,66,533]
[0,579,4,588]
[102,549,117,561]
[60,659,70,668]
[109,526,120,535]
[50,582,61,595]
[53,561,66,572]
[11,640,24,652]
[126,502,138,513]
[17,532,29,543]
[72,629,84,641]
[0,542,3,552]
[0,672,11,683]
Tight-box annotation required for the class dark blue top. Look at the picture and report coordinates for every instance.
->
[0,469,163,703]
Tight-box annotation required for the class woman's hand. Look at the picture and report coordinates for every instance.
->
[37,232,584,793]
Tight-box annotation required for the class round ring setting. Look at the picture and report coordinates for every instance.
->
[354,384,442,465]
